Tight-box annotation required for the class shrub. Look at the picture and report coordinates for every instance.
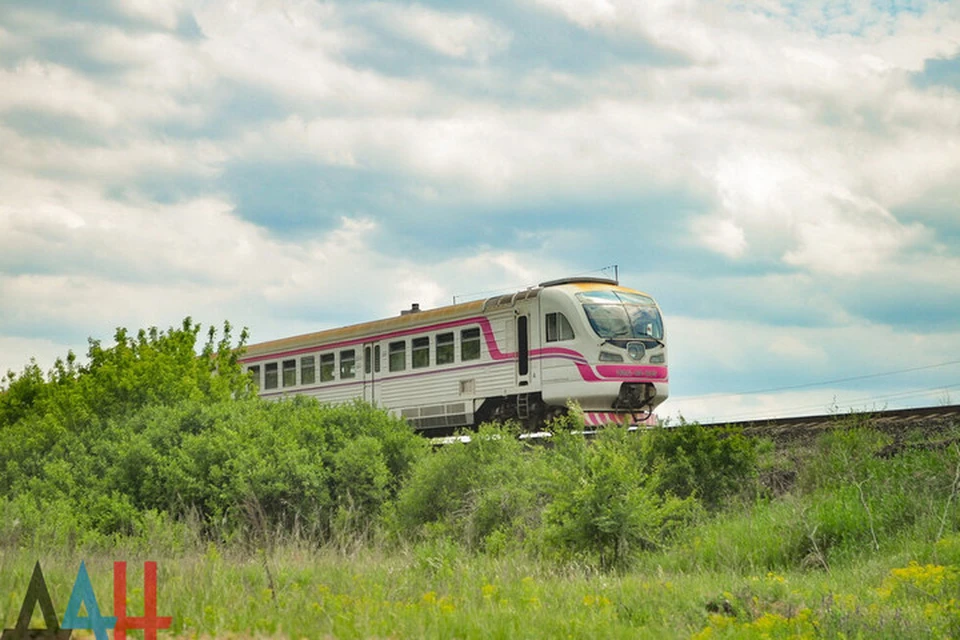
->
[539,426,698,570]
[643,423,759,509]
[389,423,542,550]
[797,427,890,493]
[0,319,429,545]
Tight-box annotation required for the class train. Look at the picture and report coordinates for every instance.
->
[239,277,668,433]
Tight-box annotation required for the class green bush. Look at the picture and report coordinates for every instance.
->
[644,423,759,509]
[390,417,761,570]
[539,426,698,570]
[0,320,428,546]
[389,423,542,550]
[797,427,890,493]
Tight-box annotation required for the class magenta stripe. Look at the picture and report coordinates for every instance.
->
[242,315,507,365]
[530,353,588,365]
[257,359,507,397]
[582,412,659,427]
[257,355,668,398]
[595,364,668,380]
[244,315,603,366]
[479,319,513,361]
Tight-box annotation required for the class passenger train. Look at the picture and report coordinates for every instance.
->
[240,277,668,432]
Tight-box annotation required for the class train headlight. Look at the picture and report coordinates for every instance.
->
[649,354,665,364]
[599,351,624,362]
[626,342,645,361]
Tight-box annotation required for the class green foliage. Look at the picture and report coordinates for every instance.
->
[797,427,890,493]
[540,425,698,570]
[1,318,251,434]
[658,424,960,574]
[30,397,425,543]
[0,359,47,426]
[644,423,759,509]
[390,423,543,550]
[657,497,814,572]
[0,319,427,546]
[391,416,757,570]
[0,319,251,538]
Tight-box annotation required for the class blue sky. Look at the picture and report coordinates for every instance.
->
[1,0,959,422]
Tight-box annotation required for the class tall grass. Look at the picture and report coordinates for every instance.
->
[3,401,960,637]
[5,534,960,639]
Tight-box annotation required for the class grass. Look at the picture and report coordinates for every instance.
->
[4,535,960,639]
[4,420,960,638]
[1,544,701,639]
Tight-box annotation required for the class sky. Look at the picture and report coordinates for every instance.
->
[1,0,959,424]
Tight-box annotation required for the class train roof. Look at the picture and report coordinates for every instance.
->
[241,277,650,358]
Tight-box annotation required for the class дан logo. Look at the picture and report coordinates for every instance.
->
[2,561,171,640]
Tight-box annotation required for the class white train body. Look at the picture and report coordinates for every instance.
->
[240,277,668,431]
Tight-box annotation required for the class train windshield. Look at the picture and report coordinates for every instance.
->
[577,291,664,340]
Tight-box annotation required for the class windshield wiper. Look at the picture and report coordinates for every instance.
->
[602,336,665,349]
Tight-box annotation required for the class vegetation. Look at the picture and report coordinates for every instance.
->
[2,319,960,637]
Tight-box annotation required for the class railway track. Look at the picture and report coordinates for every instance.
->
[434,404,960,447]
[703,403,960,445]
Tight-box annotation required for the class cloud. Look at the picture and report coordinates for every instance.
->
[781,199,926,276]
[191,1,434,113]
[108,0,185,30]
[0,60,122,126]
[691,216,747,259]
[690,149,933,276]
[0,171,571,373]
[361,3,512,62]
[2,0,959,425]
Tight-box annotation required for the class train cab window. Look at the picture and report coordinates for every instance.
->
[248,365,261,389]
[320,353,335,382]
[545,312,576,342]
[412,337,430,369]
[301,355,316,385]
[340,350,356,379]
[264,362,278,389]
[282,359,297,387]
[436,332,454,365]
[389,341,406,372]
[461,328,481,361]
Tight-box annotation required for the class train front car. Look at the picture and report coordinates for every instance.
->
[537,277,668,427]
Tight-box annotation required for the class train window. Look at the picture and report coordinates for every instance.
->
[545,312,576,342]
[301,355,316,385]
[248,365,261,389]
[389,341,406,371]
[282,359,297,387]
[364,346,372,374]
[577,291,664,340]
[340,349,356,379]
[264,362,278,389]
[374,344,381,373]
[461,328,481,361]
[320,353,335,382]
[412,337,430,369]
[436,332,454,365]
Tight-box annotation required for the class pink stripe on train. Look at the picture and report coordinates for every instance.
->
[582,412,659,427]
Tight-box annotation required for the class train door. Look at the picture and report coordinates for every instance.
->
[362,342,380,404]
[516,314,530,388]
[514,295,542,390]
